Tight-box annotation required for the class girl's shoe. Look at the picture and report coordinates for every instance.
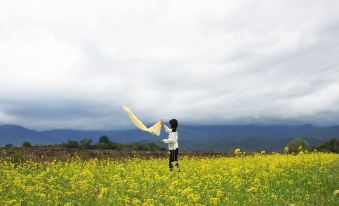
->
[175,163,180,172]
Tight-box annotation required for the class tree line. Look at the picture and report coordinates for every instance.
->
[4,135,167,151]
[285,137,338,153]
[2,137,338,153]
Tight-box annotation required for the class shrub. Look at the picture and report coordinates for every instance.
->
[5,144,13,148]
[80,138,93,149]
[22,142,32,147]
[62,140,79,148]
[316,138,338,153]
[99,136,110,144]
[9,152,25,165]
[286,138,309,153]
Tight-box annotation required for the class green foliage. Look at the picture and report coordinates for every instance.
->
[121,142,166,151]
[80,138,93,149]
[108,141,120,150]
[25,136,166,151]
[96,136,119,150]
[286,138,309,153]
[99,136,110,144]
[22,141,32,147]
[147,142,165,151]
[316,138,338,153]
[4,144,13,148]
[62,140,80,148]
[8,152,25,165]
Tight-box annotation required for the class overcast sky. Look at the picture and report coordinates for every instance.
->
[0,0,339,130]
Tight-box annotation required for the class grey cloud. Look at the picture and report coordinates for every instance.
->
[0,0,339,129]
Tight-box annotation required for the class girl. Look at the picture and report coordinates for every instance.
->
[160,119,179,171]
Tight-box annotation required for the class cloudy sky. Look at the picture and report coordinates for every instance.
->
[0,0,339,130]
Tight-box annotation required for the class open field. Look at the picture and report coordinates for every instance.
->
[0,147,232,161]
[1,151,338,206]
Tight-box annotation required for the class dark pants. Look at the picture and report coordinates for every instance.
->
[169,148,179,169]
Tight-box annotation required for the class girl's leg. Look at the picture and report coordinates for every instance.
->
[169,150,174,171]
[174,148,179,167]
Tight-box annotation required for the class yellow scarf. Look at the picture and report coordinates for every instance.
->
[122,105,162,136]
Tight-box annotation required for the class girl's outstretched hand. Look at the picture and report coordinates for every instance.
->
[160,140,165,144]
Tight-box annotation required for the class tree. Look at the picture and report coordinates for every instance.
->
[108,141,120,150]
[147,142,166,151]
[316,138,338,153]
[96,136,119,150]
[5,144,13,148]
[147,142,159,151]
[22,141,32,147]
[80,138,93,149]
[63,140,79,148]
[99,136,110,144]
[286,138,309,153]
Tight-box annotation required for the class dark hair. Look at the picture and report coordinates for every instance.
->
[169,119,178,132]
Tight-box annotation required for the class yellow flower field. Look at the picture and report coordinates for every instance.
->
[0,153,338,206]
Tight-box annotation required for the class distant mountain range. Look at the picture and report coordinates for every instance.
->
[0,124,338,152]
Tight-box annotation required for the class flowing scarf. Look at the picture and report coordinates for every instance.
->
[122,105,162,136]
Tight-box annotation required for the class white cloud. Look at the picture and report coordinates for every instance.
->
[0,0,339,129]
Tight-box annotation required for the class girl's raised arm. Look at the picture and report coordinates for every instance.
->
[163,124,172,134]
[160,119,172,134]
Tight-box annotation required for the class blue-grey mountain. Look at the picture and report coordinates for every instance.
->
[0,124,338,151]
